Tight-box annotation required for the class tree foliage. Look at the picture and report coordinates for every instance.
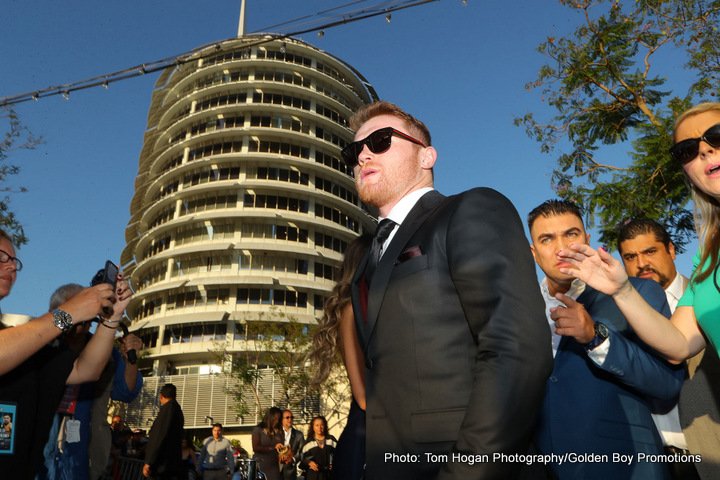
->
[517,0,720,250]
[0,106,41,245]
[214,308,350,426]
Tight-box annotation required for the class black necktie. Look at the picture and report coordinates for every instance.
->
[366,218,396,284]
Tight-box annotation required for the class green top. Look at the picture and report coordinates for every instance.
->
[677,250,720,355]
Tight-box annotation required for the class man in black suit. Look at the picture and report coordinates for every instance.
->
[279,409,304,480]
[344,101,552,479]
[143,383,184,479]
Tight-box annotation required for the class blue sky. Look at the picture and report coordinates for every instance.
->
[0,0,699,316]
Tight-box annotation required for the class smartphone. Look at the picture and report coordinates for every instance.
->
[91,260,119,289]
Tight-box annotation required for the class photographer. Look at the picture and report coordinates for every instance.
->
[38,283,143,480]
[0,229,132,478]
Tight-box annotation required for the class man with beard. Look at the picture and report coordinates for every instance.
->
[619,218,720,479]
[344,101,552,479]
[527,201,685,479]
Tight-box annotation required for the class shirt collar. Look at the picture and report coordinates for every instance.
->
[540,277,586,304]
[665,272,688,303]
[380,187,434,226]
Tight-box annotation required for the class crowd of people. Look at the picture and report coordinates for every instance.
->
[308,100,720,480]
[1,98,720,480]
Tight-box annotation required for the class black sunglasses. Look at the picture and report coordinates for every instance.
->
[669,123,720,164]
[341,127,426,168]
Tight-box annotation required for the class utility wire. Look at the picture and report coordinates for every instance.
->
[0,0,440,107]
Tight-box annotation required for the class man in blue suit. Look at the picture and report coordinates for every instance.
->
[527,200,686,479]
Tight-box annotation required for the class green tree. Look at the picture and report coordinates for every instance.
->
[214,308,335,425]
[0,106,41,245]
[517,0,720,250]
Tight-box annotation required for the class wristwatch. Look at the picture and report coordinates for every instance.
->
[584,322,609,351]
[52,309,73,332]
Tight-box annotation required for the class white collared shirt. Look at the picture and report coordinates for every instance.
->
[649,271,691,450]
[664,272,690,313]
[284,427,291,445]
[377,187,434,258]
[539,278,586,357]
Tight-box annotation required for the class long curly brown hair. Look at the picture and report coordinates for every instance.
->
[309,234,372,387]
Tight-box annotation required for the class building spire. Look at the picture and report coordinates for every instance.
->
[237,0,246,37]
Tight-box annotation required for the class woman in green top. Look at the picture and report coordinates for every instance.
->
[557,102,720,361]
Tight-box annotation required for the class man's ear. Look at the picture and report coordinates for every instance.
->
[420,146,437,170]
[530,243,537,262]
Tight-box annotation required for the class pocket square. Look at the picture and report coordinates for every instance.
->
[397,245,423,264]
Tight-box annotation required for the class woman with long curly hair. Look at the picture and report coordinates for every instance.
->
[251,406,284,480]
[309,234,371,480]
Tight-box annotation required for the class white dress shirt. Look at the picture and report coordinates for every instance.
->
[539,278,586,357]
[649,272,691,450]
[377,187,434,258]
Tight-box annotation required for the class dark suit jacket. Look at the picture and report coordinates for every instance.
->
[351,188,553,480]
[535,279,685,479]
[280,427,305,479]
[145,399,185,476]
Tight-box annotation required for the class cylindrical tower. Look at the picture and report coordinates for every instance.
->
[121,34,377,428]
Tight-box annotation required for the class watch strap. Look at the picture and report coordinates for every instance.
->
[584,322,609,351]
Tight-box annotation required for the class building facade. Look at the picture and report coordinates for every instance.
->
[120,34,377,430]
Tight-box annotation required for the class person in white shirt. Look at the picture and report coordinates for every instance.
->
[527,199,684,479]
[619,218,719,479]
[198,423,234,480]
[279,409,303,480]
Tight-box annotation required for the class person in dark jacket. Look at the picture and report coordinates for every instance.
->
[143,383,185,479]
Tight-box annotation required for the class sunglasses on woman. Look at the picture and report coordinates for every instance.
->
[669,123,720,164]
[341,127,426,168]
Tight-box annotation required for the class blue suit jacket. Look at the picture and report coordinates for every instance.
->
[535,277,686,479]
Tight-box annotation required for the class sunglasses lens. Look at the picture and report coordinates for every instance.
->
[341,128,394,167]
[341,143,361,167]
[670,139,699,164]
[366,129,393,155]
[704,125,720,147]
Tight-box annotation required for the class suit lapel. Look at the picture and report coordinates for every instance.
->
[362,190,446,348]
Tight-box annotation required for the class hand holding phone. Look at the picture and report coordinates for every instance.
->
[91,261,119,316]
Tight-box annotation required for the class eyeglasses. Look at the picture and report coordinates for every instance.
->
[669,123,720,164]
[341,127,426,168]
[0,249,22,271]
[284,415,293,419]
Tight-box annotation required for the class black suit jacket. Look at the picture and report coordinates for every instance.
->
[280,427,305,479]
[351,188,553,480]
[145,399,185,476]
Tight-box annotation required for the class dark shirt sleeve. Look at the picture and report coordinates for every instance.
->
[292,430,304,464]
[225,439,234,470]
